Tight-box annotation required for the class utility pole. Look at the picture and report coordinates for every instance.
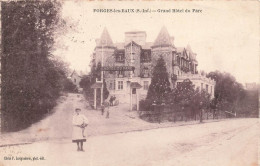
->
[101,39,106,105]
[130,41,133,111]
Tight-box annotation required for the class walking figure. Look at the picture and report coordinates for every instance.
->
[101,103,105,115]
[109,96,113,106]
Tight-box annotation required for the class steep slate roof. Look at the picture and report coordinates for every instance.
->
[115,42,152,50]
[70,70,85,78]
[176,47,185,53]
[125,41,141,48]
[186,45,197,61]
[97,27,114,47]
[153,26,173,47]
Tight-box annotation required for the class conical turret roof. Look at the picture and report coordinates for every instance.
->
[153,26,173,47]
[97,27,114,47]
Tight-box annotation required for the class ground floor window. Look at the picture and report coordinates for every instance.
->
[118,81,123,90]
[109,80,116,90]
[143,81,149,90]
[132,88,136,94]
[109,82,112,90]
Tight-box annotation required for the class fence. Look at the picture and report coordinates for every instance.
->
[139,104,228,123]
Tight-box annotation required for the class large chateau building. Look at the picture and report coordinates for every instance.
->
[91,27,215,105]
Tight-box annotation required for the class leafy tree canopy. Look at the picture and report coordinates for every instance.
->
[146,56,171,104]
[207,71,245,103]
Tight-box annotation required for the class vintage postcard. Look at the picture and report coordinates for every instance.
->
[0,0,259,166]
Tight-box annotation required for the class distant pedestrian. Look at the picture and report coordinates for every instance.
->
[109,96,113,106]
[101,103,105,115]
[72,108,89,152]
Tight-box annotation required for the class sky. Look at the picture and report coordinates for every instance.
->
[55,1,259,85]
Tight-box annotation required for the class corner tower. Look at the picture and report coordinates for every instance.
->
[151,26,176,77]
[94,27,116,67]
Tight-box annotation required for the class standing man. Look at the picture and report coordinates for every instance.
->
[106,104,110,119]
[101,103,105,115]
[109,96,113,106]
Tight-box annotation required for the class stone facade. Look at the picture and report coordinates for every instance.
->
[177,74,215,97]
[91,27,215,104]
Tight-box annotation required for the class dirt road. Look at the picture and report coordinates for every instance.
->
[0,93,258,166]
[0,118,258,166]
[0,93,224,144]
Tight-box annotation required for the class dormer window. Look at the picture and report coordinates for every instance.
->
[141,50,151,63]
[116,52,125,63]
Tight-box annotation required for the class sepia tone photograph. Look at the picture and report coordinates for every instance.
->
[0,0,259,166]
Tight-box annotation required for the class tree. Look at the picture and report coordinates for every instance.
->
[146,56,171,104]
[63,79,78,93]
[102,80,109,101]
[50,56,71,77]
[169,79,211,122]
[174,80,195,107]
[79,75,92,102]
[207,71,245,103]
[172,80,195,121]
[1,1,65,131]
[197,90,211,122]
[207,71,245,117]
[79,75,91,92]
